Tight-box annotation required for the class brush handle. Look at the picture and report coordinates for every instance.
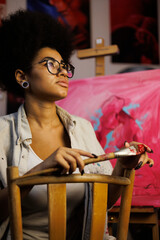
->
[84,152,116,165]
[23,146,145,178]
[22,152,116,178]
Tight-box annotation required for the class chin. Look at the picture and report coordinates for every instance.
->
[53,91,68,101]
[59,89,68,98]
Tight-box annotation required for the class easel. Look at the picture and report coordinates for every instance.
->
[77,38,119,76]
[77,39,159,240]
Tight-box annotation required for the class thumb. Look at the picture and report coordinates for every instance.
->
[124,141,130,148]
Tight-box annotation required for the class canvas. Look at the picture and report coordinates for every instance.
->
[57,69,160,207]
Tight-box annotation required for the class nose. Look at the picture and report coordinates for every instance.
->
[58,65,68,78]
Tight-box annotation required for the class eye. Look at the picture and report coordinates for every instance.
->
[48,60,55,68]
[61,61,69,71]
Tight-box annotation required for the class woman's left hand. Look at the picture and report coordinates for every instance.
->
[118,141,154,170]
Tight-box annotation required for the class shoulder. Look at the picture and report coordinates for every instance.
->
[72,114,93,128]
[69,112,97,138]
[0,112,17,132]
[0,113,17,154]
[0,104,25,134]
[56,105,93,131]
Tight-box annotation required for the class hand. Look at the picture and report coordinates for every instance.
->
[118,141,154,170]
[41,147,94,174]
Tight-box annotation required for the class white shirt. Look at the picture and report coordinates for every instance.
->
[0,104,113,240]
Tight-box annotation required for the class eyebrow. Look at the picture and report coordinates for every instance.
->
[39,56,64,63]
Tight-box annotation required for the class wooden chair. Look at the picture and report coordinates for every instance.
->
[7,166,135,240]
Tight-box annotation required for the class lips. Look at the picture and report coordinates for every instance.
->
[56,80,68,88]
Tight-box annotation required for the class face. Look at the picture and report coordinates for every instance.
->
[25,47,70,101]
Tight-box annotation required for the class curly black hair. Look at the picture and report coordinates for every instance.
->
[0,10,74,97]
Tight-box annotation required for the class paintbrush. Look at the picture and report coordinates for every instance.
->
[83,144,146,166]
[23,144,146,178]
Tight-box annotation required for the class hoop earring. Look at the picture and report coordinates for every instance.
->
[21,81,29,89]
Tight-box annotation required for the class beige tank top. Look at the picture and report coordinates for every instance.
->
[20,146,85,239]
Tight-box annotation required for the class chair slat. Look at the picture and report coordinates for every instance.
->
[117,169,135,240]
[48,183,66,240]
[7,167,23,240]
[90,183,108,240]
[7,166,135,240]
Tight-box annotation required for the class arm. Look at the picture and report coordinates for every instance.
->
[0,147,93,223]
[107,160,125,209]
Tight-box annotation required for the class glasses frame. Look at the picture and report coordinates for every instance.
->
[38,57,75,78]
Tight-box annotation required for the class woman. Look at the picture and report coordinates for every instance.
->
[0,10,154,240]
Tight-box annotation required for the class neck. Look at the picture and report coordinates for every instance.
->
[24,95,61,129]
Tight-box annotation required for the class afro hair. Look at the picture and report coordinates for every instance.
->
[0,10,74,97]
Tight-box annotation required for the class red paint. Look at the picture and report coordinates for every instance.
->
[137,144,146,154]
[129,147,136,153]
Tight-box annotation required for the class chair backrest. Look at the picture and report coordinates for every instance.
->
[7,166,135,240]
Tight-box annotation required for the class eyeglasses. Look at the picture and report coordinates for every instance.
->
[38,57,75,78]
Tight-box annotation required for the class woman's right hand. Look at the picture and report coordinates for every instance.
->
[20,147,94,199]
[41,147,94,174]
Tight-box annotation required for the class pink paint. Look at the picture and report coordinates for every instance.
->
[57,69,160,207]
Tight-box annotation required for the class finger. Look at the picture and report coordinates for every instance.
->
[57,149,79,173]
[138,152,148,167]
[134,152,147,170]
[146,158,154,167]
[65,150,84,173]
[92,153,98,158]
[71,149,94,158]
[57,148,87,173]
[74,154,84,173]
[135,161,143,170]
[135,159,154,170]
[63,153,78,173]
[129,141,153,153]
[124,141,130,148]
[141,143,153,153]
[61,168,69,175]
[135,152,154,169]
[140,153,154,167]
[144,145,153,153]
[57,147,93,158]
[56,154,70,173]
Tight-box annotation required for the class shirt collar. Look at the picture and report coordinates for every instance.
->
[16,104,76,145]
[56,105,76,132]
[16,104,32,145]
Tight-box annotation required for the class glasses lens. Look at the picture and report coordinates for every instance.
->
[67,64,74,78]
[47,59,59,74]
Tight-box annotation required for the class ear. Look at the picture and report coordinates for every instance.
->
[15,69,28,86]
